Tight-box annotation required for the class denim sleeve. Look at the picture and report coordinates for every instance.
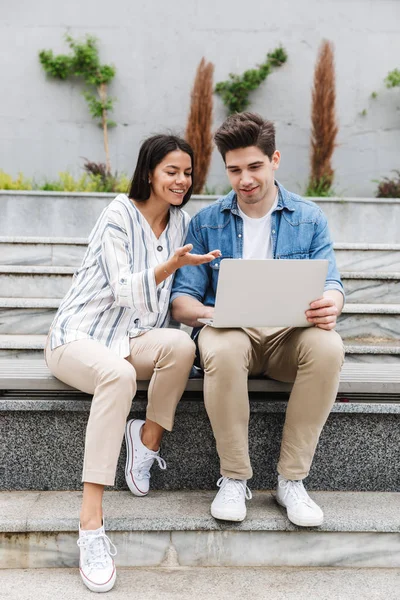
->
[311,211,345,298]
[170,216,211,304]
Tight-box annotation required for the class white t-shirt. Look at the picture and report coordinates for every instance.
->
[238,195,278,259]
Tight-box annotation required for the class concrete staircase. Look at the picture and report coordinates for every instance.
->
[1,191,399,578]
[1,490,399,568]
[1,235,400,361]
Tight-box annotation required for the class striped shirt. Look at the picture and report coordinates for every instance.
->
[49,194,190,357]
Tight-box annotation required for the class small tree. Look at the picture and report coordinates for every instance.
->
[185,58,215,194]
[215,47,287,115]
[306,40,338,196]
[39,34,116,174]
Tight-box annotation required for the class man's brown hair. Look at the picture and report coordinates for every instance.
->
[214,112,276,161]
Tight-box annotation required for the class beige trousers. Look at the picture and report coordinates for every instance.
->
[198,325,344,481]
[45,329,196,486]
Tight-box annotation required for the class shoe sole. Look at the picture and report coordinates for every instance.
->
[124,419,148,497]
[79,565,116,593]
[276,497,324,527]
[211,507,246,522]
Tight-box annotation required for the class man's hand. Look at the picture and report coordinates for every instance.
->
[171,296,215,328]
[170,244,221,271]
[201,306,215,320]
[306,296,339,330]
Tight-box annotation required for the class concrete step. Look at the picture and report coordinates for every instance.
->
[343,337,400,363]
[1,265,75,298]
[0,334,47,359]
[1,390,400,491]
[0,236,88,266]
[0,298,58,335]
[334,243,400,273]
[341,271,400,303]
[2,265,400,303]
[1,237,400,270]
[1,334,400,363]
[1,191,400,242]
[1,568,399,600]
[335,303,400,340]
[1,490,399,570]
[1,297,399,339]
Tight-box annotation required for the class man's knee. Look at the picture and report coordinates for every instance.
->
[199,328,252,372]
[299,328,344,371]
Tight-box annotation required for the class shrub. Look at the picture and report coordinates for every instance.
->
[0,169,129,193]
[0,171,33,190]
[375,171,400,198]
[185,58,215,194]
[306,40,338,197]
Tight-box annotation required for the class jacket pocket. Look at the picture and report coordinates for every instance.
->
[276,252,310,259]
[209,256,233,270]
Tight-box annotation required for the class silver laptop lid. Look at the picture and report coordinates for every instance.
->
[211,259,329,328]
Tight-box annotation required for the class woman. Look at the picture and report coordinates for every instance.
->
[45,134,220,593]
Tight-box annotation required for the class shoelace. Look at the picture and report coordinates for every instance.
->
[217,476,252,503]
[278,479,314,507]
[77,531,117,570]
[135,451,167,480]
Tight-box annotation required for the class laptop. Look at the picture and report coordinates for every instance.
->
[198,259,329,328]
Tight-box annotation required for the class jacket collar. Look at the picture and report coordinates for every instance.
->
[219,180,296,214]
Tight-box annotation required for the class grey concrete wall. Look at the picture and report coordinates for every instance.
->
[1,0,400,196]
[1,192,399,242]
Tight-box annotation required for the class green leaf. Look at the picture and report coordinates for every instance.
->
[38,33,117,169]
[215,46,287,114]
[385,68,400,89]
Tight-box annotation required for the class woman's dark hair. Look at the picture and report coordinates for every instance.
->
[214,112,276,161]
[128,134,194,206]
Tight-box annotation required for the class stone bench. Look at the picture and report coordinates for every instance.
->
[1,359,400,492]
[1,359,400,395]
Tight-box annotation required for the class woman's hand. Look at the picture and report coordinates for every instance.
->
[155,245,221,285]
[169,244,221,271]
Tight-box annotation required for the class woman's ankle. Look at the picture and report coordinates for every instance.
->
[141,420,164,451]
[80,513,103,531]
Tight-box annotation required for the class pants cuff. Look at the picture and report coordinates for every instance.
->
[145,411,174,432]
[221,467,253,481]
[277,466,309,481]
[82,469,116,487]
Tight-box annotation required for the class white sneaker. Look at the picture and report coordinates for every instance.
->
[77,521,117,593]
[210,476,252,522]
[125,419,167,497]
[276,475,324,527]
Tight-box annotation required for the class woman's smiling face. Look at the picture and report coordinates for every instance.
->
[149,150,193,206]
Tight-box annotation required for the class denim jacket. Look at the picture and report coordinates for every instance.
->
[171,181,344,308]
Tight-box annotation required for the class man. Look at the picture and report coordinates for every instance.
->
[171,112,344,526]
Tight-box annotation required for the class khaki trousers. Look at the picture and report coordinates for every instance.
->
[45,330,196,486]
[198,325,344,481]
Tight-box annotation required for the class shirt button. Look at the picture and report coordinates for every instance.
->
[157,245,163,252]
[119,278,126,284]
[238,234,242,238]
[272,230,276,234]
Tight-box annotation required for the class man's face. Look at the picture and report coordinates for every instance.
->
[225,146,280,207]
